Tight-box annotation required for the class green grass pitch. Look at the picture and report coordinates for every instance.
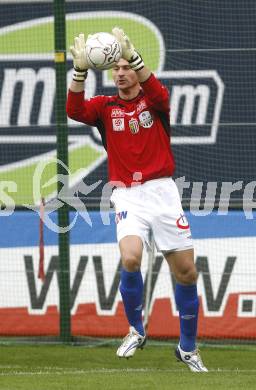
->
[0,342,256,389]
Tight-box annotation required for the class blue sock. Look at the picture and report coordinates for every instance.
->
[175,283,199,352]
[119,269,145,336]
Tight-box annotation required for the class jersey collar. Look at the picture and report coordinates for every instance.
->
[117,90,143,104]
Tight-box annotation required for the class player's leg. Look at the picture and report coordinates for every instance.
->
[117,235,146,358]
[110,186,150,357]
[164,249,208,372]
[119,235,145,336]
[149,178,207,371]
[165,248,199,353]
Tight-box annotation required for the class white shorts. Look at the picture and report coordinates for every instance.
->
[110,177,193,252]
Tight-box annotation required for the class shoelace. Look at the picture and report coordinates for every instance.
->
[121,331,137,348]
[190,349,205,367]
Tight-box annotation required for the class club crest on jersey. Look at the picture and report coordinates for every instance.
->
[111,108,125,118]
[139,111,153,128]
[129,118,140,134]
[112,118,125,131]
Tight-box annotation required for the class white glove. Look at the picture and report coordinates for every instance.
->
[70,33,90,81]
[112,27,144,71]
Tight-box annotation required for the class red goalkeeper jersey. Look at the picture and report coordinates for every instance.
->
[66,73,175,186]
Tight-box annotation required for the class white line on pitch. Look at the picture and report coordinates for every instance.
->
[1,368,256,376]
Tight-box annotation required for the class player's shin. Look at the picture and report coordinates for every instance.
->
[119,269,145,336]
[175,283,199,352]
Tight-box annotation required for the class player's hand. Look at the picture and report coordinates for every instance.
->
[112,27,144,71]
[70,33,90,81]
[70,33,89,70]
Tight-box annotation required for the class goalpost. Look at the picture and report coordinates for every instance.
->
[54,0,71,342]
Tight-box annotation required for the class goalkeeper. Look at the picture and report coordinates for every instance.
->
[66,28,208,372]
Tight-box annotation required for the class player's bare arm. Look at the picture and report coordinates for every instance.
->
[136,66,151,83]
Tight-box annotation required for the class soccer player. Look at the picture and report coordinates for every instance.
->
[66,28,208,372]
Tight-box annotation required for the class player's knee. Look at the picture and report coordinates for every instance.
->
[121,253,141,272]
[176,267,198,285]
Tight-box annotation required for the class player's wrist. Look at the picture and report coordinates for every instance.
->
[73,67,88,82]
[128,52,144,71]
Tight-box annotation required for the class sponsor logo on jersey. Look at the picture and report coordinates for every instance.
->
[115,211,128,224]
[111,108,125,117]
[176,214,190,230]
[136,99,147,113]
[129,118,140,134]
[139,111,154,128]
[112,118,125,131]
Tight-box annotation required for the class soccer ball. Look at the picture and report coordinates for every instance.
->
[85,32,122,70]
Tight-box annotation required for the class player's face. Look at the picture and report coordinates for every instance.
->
[112,59,139,91]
